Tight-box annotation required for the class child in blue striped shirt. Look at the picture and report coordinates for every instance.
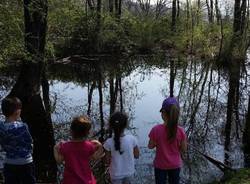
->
[0,97,35,184]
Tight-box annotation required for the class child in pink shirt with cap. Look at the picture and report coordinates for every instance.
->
[148,97,187,184]
[53,115,103,184]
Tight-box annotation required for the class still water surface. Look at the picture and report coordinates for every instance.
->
[1,56,249,183]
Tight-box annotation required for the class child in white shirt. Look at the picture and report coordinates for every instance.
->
[103,112,139,184]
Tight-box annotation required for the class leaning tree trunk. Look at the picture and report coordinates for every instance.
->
[8,0,57,182]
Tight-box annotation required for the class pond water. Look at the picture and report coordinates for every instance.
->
[0,55,249,183]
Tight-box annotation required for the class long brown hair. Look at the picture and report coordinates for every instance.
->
[164,104,180,141]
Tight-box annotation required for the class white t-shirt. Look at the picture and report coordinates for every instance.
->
[103,134,138,179]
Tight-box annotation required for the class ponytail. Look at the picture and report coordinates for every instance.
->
[114,126,123,154]
[165,104,179,141]
[109,112,128,154]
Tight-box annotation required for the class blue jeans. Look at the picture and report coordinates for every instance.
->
[154,168,180,184]
[3,163,35,184]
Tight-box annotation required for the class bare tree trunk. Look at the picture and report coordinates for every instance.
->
[118,0,122,18]
[95,0,101,52]
[186,0,190,20]
[240,0,247,33]
[98,74,105,143]
[234,0,242,33]
[87,0,95,10]
[243,97,250,167]
[97,0,101,22]
[177,0,180,18]
[87,82,96,116]
[206,0,214,23]
[115,0,119,16]
[196,0,201,25]
[118,78,123,112]
[172,0,177,31]
[210,0,214,23]
[109,77,116,115]
[224,62,240,166]
[215,0,221,25]
[170,59,175,97]
[8,0,57,181]
[109,0,114,13]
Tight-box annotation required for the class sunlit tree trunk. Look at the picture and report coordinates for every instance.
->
[8,0,57,181]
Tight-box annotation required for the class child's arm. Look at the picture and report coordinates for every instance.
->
[23,123,33,151]
[133,146,140,159]
[180,140,187,153]
[148,139,157,149]
[53,143,64,164]
[90,140,104,160]
[180,128,188,153]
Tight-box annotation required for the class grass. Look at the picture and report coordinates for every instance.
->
[210,169,250,184]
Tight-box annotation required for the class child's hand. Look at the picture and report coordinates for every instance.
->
[91,140,104,160]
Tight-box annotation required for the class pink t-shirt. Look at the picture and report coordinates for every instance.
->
[59,141,97,184]
[149,124,186,169]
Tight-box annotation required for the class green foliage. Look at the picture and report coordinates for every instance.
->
[1,0,248,65]
[47,0,84,57]
[98,14,130,53]
[0,1,26,64]
[210,169,250,184]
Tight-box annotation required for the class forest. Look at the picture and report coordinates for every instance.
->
[0,0,250,183]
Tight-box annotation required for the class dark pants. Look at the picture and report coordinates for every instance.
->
[154,168,180,184]
[3,163,35,184]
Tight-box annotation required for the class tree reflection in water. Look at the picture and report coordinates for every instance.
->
[0,55,249,183]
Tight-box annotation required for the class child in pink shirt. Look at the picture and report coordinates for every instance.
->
[54,116,103,184]
[148,97,187,184]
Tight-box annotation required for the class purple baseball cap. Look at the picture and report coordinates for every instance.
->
[160,97,179,112]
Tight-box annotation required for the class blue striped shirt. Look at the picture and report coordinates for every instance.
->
[0,121,33,165]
